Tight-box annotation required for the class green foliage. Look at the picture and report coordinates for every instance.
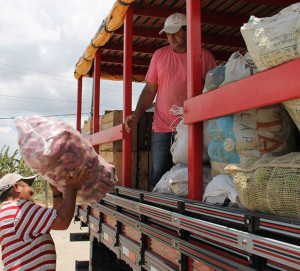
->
[0,145,50,205]
[0,146,19,178]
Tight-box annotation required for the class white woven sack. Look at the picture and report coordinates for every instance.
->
[203,174,241,206]
[170,106,210,165]
[203,52,258,93]
[153,164,187,195]
[241,3,300,72]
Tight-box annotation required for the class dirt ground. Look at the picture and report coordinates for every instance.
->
[0,220,90,271]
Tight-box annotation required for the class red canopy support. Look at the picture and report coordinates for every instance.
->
[186,0,203,201]
[76,76,82,132]
[93,50,101,153]
[122,5,133,188]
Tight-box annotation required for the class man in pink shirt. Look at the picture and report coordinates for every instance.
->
[125,13,216,190]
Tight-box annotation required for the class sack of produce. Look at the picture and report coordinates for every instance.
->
[240,4,300,133]
[15,115,117,205]
[203,52,258,93]
[240,3,300,72]
[202,52,296,177]
[203,174,243,208]
[154,163,211,197]
[207,104,297,177]
[170,106,210,165]
[225,153,300,218]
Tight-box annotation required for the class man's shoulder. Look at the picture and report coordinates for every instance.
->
[154,45,172,55]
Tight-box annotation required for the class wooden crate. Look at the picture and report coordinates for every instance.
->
[101,151,137,188]
[100,151,152,190]
[137,112,154,151]
[136,151,152,191]
[82,119,92,137]
[82,117,102,137]
[83,111,154,190]
[99,111,138,152]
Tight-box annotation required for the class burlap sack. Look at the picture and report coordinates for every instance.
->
[240,3,300,72]
[225,153,300,218]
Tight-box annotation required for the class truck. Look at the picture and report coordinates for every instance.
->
[71,0,300,270]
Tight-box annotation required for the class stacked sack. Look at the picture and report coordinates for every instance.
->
[241,3,300,132]
[203,52,297,177]
[225,153,300,218]
[16,115,117,205]
[153,106,211,197]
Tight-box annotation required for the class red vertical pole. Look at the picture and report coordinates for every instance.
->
[93,50,101,153]
[123,5,132,188]
[76,76,82,132]
[186,0,203,200]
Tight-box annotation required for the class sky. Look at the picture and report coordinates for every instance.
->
[0,0,144,157]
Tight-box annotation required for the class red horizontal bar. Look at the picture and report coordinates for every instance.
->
[86,124,123,146]
[241,0,299,7]
[184,58,300,124]
[133,4,247,27]
[114,27,245,49]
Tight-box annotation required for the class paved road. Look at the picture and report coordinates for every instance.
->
[0,220,90,271]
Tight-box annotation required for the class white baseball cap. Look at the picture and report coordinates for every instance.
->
[0,173,36,196]
[159,13,187,35]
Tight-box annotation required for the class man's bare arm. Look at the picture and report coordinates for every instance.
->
[51,167,89,230]
[125,82,158,133]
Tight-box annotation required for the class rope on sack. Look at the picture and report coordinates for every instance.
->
[169,105,184,146]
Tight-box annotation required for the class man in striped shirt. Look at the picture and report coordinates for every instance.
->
[0,167,89,271]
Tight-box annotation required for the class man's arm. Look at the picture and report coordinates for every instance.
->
[49,183,63,210]
[125,81,158,133]
[51,167,89,230]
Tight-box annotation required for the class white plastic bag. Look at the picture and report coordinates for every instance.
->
[203,174,242,207]
[15,115,117,205]
[154,164,211,198]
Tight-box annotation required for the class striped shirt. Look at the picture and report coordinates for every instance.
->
[0,200,57,271]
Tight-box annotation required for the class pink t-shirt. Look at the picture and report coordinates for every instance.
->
[146,45,216,132]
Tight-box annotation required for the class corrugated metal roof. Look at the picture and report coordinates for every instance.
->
[74,0,299,81]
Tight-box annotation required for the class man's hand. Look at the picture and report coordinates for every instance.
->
[51,166,89,230]
[65,167,89,193]
[125,113,138,133]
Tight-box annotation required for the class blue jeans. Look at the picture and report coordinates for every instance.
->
[149,132,175,187]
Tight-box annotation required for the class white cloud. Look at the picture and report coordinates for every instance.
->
[0,0,145,159]
[0,122,19,155]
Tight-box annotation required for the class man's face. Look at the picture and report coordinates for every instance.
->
[16,181,35,202]
[166,28,187,53]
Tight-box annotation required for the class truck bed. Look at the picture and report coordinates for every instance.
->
[75,187,300,271]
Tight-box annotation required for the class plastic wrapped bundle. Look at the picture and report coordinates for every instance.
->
[15,115,117,205]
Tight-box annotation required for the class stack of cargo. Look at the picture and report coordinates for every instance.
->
[83,110,153,190]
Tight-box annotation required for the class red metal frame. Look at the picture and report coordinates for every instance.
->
[184,57,300,124]
[93,50,101,153]
[76,76,82,132]
[75,0,300,201]
[87,124,123,146]
[123,5,133,188]
[186,0,203,201]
